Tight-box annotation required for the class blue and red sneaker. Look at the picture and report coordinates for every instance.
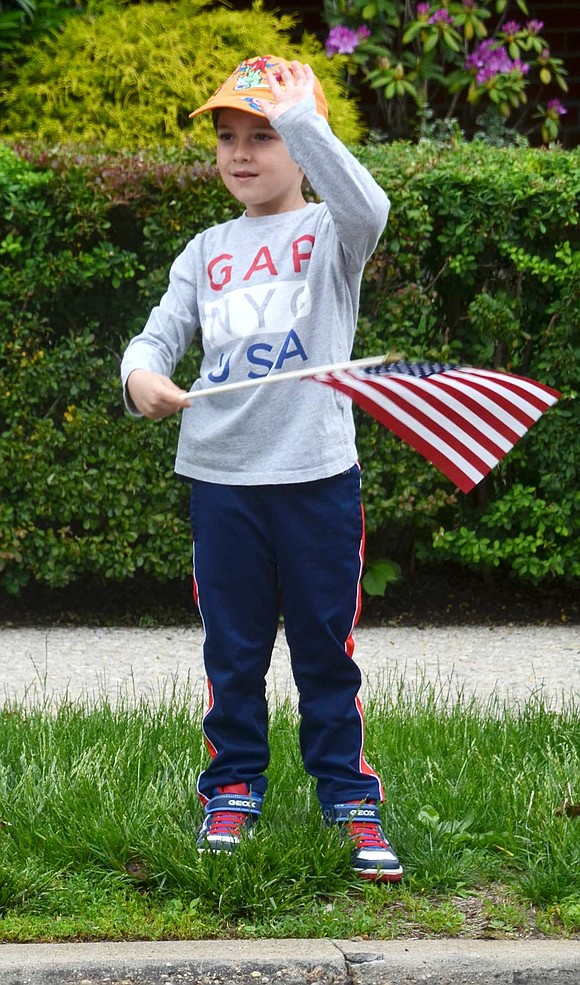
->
[197,784,262,853]
[325,802,403,882]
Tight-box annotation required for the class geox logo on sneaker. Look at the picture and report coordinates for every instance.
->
[227,798,256,809]
[350,808,376,818]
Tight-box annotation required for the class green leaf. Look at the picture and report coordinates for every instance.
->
[442,31,461,53]
[402,22,422,44]
[422,31,439,53]
[401,80,418,98]
[362,558,401,596]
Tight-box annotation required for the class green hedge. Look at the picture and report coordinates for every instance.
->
[1,139,578,596]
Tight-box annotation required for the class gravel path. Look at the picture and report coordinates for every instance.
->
[1,622,578,709]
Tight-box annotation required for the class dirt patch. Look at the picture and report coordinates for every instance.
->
[1,566,578,628]
[361,567,579,628]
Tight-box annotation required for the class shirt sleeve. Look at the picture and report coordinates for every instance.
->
[271,96,390,268]
[120,238,201,412]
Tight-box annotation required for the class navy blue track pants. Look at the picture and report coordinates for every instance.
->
[189,465,383,808]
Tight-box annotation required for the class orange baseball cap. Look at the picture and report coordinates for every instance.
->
[189,55,329,121]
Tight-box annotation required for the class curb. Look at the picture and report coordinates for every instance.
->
[1,939,579,984]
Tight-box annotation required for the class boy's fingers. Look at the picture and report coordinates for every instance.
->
[262,61,315,120]
[128,371,191,419]
[290,62,314,83]
[257,99,274,120]
[159,383,191,411]
[289,60,309,79]
[266,61,311,91]
[264,68,283,98]
[147,395,190,420]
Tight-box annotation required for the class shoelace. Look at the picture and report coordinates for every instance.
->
[207,810,249,838]
[348,821,389,850]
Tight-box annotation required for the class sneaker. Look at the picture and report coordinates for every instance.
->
[196,787,262,853]
[325,802,403,882]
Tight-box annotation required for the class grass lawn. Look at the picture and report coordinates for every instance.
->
[1,679,580,942]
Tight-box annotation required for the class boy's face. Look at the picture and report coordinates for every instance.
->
[215,109,305,217]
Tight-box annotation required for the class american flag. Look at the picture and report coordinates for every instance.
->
[312,360,561,493]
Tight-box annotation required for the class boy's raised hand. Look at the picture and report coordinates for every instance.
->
[259,61,315,122]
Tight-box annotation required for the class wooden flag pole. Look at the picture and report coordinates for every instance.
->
[183,353,403,400]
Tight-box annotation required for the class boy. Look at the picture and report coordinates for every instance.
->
[121,56,403,882]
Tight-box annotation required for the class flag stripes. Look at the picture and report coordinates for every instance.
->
[312,362,560,493]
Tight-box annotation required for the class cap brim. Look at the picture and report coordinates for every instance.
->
[189,94,273,119]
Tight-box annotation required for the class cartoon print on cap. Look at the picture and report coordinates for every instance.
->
[241,96,264,113]
[233,58,273,91]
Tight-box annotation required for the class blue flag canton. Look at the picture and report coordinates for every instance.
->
[363,360,459,378]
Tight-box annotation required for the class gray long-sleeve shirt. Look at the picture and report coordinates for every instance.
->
[121,97,390,484]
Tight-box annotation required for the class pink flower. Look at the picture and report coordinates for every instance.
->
[429,8,454,25]
[547,99,567,117]
[502,21,521,39]
[325,25,363,55]
[466,40,525,85]
[525,19,544,35]
[513,59,530,76]
[357,25,372,40]
[417,2,431,16]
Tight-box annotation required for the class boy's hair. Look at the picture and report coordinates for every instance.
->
[190,55,328,122]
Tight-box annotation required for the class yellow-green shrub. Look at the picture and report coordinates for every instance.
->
[0,0,364,150]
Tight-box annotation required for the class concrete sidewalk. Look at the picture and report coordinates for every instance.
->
[2,623,579,708]
[1,938,580,984]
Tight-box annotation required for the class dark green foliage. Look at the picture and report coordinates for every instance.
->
[0,138,578,595]
[0,142,219,593]
[354,140,580,582]
[0,0,79,58]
